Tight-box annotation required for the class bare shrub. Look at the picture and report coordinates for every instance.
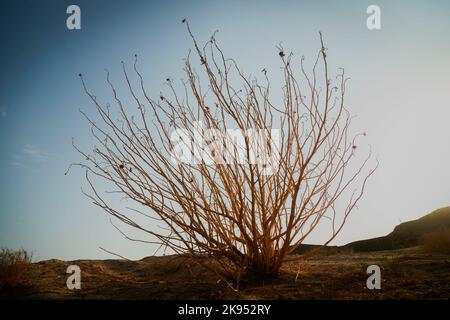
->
[71,21,377,281]
[421,229,450,254]
[0,248,32,289]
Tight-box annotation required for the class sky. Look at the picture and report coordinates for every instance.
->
[0,0,449,261]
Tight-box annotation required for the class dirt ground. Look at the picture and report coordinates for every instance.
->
[1,247,449,299]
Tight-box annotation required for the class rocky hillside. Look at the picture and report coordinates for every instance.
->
[344,207,450,252]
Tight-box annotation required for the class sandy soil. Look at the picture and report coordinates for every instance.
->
[1,247,449,299]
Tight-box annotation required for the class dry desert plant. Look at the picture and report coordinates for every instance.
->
[71,21,377,281]
[0,248,32,289]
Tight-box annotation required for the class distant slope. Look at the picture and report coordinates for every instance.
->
[289,244,338,255]
[344,207,450,252]
[291,206,450,255]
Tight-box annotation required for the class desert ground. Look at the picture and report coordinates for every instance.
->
[2,246,449,300]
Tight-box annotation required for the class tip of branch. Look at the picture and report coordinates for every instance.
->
[319,31,325,48]
[181,18,186,23]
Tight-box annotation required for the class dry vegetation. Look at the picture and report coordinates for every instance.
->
[71,21,376,282]
[0,248,33,290]
[421,229,450,254]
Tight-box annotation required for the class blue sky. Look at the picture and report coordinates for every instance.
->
[1,0,450,261]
